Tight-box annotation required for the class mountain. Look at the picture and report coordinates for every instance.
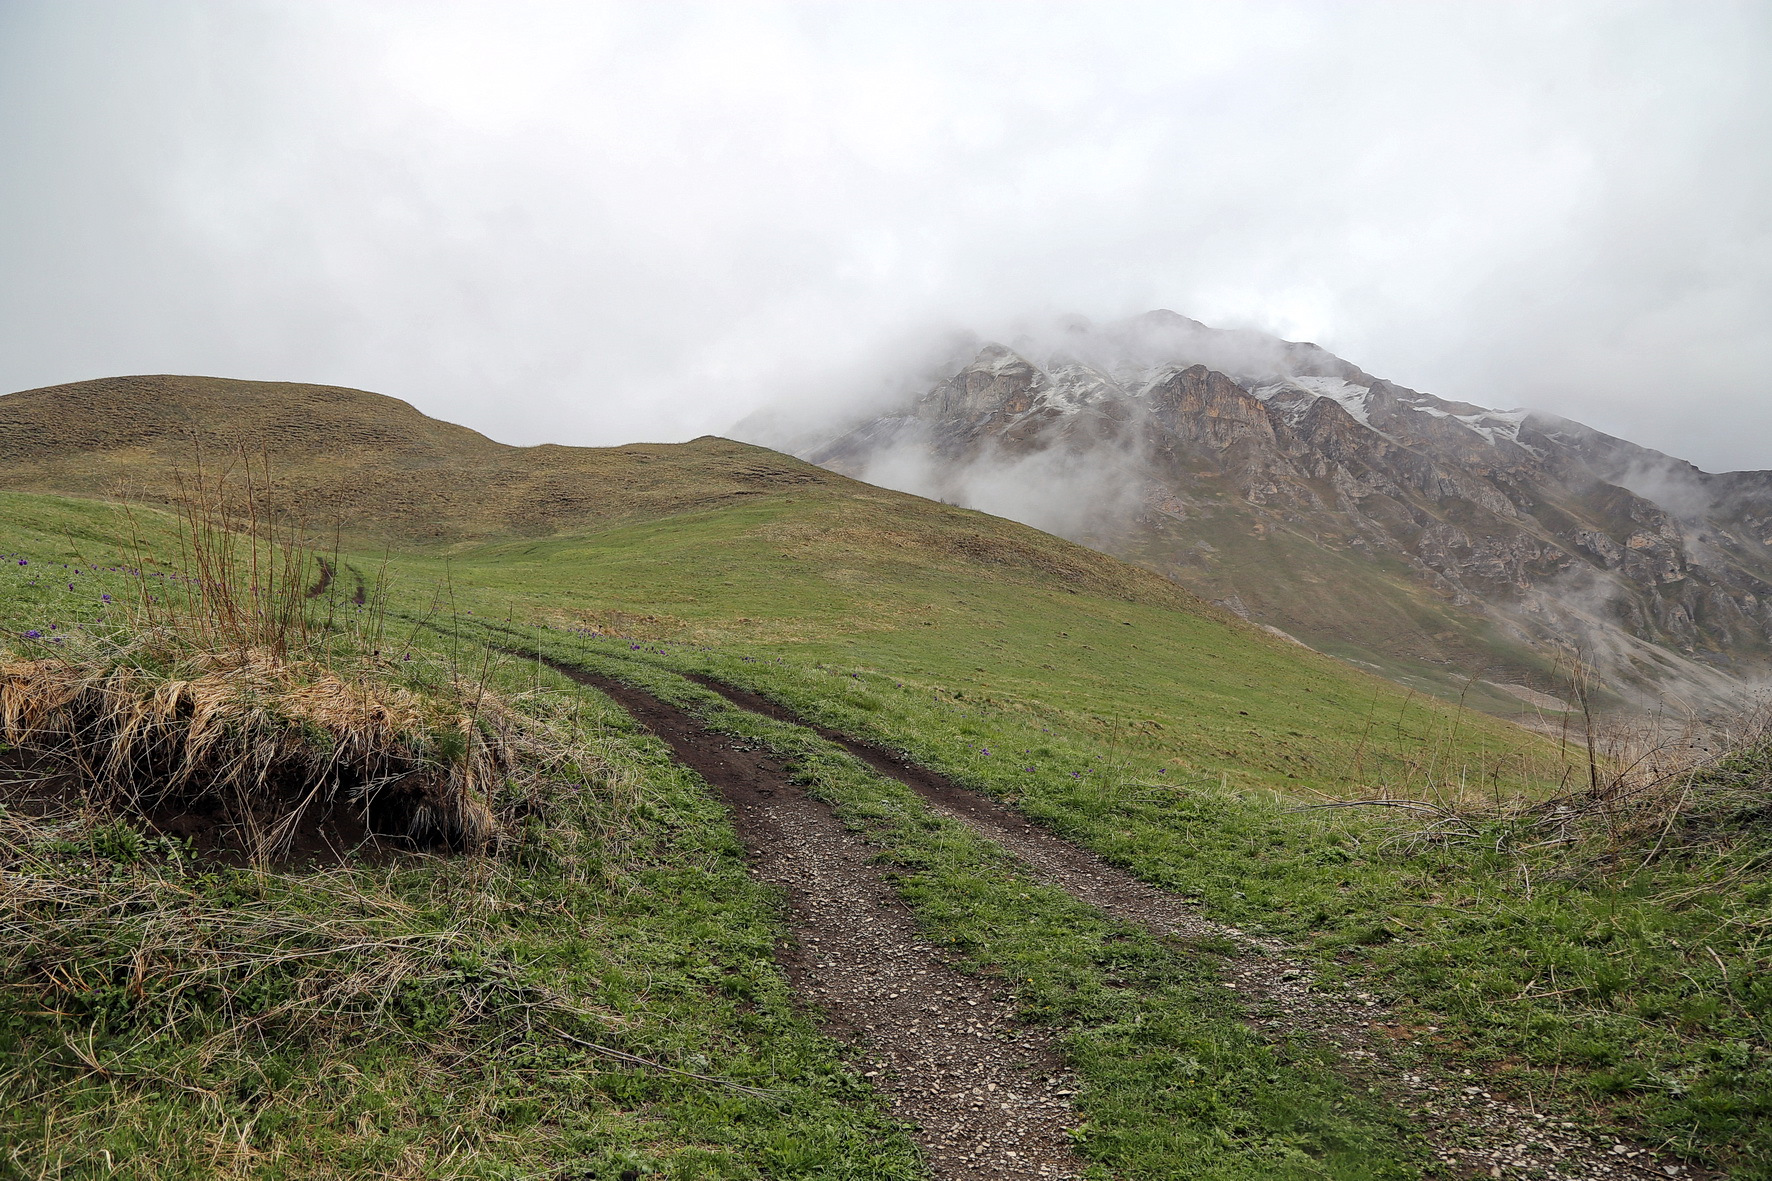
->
[748,311,1772,713]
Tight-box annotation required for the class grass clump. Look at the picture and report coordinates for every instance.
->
[0,456,541,863]
[0,639,527,861]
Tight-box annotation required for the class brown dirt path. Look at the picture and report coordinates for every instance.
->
[555,665,1087,1181]
[683,672,1715,1181]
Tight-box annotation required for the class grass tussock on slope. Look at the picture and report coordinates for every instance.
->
[0,458,541,862]
[0,641,527,859]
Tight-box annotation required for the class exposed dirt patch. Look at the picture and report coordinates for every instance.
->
[556,665,1087,1180]
[0,747,389,868]
[685,672,1716,1181]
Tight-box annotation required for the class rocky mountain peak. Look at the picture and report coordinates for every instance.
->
[774,313,1772,713]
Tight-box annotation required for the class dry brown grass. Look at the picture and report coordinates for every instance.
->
[0,445,557,863]
[0,641,522,861]
[1302,695,1772,868]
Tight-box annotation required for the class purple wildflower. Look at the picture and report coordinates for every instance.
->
[22,630,40,639]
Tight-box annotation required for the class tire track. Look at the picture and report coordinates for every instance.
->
[683,672,1715,1181]
[555,664,1087,1181]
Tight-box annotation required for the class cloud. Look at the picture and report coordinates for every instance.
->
[0,1,1767,469]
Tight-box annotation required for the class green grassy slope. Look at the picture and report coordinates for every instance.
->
[0,377,1767,1176]
[414,492,1557,802]
[0,494,1444,1179]
[0,501,933,1180]
[0,477,1556,806]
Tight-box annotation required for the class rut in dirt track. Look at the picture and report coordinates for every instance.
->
[554,663,1087,1181]
[681,671,1713,1181]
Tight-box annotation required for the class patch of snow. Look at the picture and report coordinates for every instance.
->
[1252,376,1375,427]
[1409,404,1530,446]
[1456,409,1529,445]
[1039,362,1121,415]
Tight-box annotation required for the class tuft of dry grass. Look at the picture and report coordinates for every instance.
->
[0,640,525,861]
[0,448,571,863]
[1298,697,1772,868]
[1509,704,1772,861]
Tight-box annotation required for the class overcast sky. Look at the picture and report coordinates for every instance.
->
[2,1,1768,469]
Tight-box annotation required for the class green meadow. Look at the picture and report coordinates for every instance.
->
[0,478,1768,1178]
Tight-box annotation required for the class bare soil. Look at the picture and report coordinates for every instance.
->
[684,672,1716,1181]
[0,747,391,869]
[561,666,1088,1180]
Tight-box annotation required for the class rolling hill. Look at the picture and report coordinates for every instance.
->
[0,374,850,543]
[2,374,1766,1178]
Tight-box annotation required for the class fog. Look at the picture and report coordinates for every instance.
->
[1,2,1767,470]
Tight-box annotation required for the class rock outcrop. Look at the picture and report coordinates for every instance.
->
[780,312,1772,711]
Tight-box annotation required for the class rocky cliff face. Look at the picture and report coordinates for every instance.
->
[776,311,1772,712]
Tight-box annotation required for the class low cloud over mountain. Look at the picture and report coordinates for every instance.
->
[740,312,1772,713]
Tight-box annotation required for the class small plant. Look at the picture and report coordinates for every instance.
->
[88,818,145,862]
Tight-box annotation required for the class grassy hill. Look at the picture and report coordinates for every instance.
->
[1,376,1767,1179]
[0,374,917,546]
[0,375,1553,798]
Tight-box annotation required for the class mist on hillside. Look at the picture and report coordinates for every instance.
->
[1,3,1768,471]
[736,308,1772,717]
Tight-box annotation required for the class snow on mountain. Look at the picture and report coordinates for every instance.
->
[1253,376,1377,428]
[757,311,1772,713]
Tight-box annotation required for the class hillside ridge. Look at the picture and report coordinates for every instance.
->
[0,374,851,545]
[0,372,1230,623]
